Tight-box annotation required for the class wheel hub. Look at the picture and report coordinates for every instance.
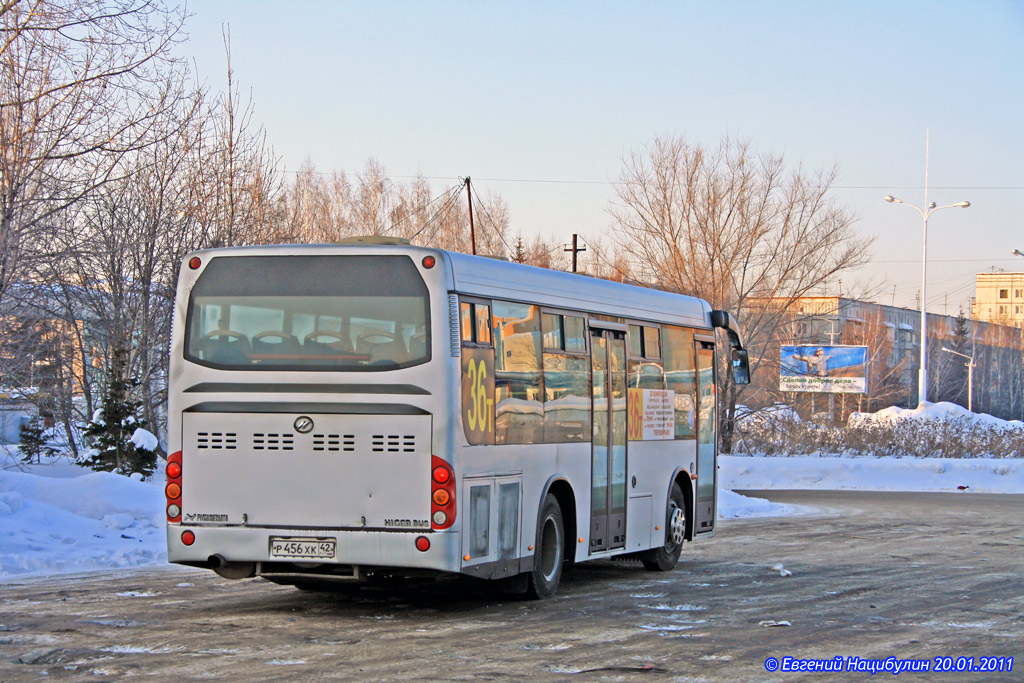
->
[670,507,685,546]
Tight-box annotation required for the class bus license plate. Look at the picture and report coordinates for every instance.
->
[269,537,336,559]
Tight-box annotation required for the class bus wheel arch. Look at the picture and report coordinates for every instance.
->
[641,477,690,572]
[542,477,577,564]
[672,470,695,542]
[526,493,565,599]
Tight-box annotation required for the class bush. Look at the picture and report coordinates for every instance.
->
[735,413,1024,459]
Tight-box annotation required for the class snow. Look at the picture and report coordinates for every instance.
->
[130,427,159,452]
[721,455,1024,494]
[849,400,1024,431]
[0,448,166,579]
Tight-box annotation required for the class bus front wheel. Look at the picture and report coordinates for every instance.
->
[527,494,565,599]
[642,483,686,571]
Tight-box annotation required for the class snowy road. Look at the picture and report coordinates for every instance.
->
[1,490,1021,680]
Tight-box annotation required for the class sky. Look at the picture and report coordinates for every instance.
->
[181,1,1023,314]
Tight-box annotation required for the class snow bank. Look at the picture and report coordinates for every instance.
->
[721,454,1024,494]
[849,401,1024,431]
[717,488,808,518]
[0,451,166,579]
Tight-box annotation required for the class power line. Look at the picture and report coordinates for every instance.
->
[469,180,516,257]
[277,167,1024,191]
[391,182,463,236]
[408,184,464,242]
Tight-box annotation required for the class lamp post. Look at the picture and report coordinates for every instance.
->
[941,346,976,412]
[884,195,970,405]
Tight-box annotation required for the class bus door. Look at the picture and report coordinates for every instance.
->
[695,338,717,532]
[589,325,627,552]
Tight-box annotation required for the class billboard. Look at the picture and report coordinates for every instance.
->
[780,345,868,394]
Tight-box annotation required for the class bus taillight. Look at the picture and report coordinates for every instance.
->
[166,451,182,523]
[431,455,455,530]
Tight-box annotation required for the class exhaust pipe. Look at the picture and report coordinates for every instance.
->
[210,555,256,580]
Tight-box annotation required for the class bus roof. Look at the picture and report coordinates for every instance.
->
[183,243,713,329]
[446,250,711,329]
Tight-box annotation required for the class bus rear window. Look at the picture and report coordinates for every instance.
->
[185,255,430,371]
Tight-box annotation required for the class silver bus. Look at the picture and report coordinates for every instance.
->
[165,238,750,598]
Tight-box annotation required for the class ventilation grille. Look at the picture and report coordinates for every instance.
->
[252,433,295,451]
[449,293,461,357]
[372,434,416,453]
[312,433,356,452]
[196,432,237,450]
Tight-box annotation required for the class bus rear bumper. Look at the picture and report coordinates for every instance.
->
[167,525,461,575]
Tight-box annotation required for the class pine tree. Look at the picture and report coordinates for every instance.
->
[512,234,528,263]
[18,417,54,464]
[81,348,157,477]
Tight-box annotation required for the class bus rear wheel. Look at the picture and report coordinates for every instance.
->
[642,483,686,571]
[527,494,565,599]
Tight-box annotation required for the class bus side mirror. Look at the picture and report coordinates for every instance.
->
[731,349,750,385]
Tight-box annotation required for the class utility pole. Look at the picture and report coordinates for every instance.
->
[464,177,476,255]
[564,234,586,273]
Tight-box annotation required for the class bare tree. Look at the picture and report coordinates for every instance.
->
[610,135,872,448]
[0,0,188,307]
[185,26,281,248]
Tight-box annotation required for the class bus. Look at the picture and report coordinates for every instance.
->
[165,238,750,598]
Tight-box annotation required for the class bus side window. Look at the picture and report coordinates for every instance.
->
[492,300,543,445]
[662,325,697,439]
[542,313,590,443]
[461,301,492,345]
[628,324,665,390]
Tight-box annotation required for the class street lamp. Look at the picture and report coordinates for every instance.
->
[884,195,970,406]
[941,346,976,413]
[1012,249,1024,258]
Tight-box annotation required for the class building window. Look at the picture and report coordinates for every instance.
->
[1016,289,1022,298]
[999,289,1009,299]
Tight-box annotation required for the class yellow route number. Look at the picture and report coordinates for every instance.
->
[462,348,494,444]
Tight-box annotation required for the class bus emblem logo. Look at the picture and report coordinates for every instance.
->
[293,416,314,433]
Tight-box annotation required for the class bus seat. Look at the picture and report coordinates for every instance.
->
[303,331,353,356]
[252,332,301,358]
[199,331,251,364]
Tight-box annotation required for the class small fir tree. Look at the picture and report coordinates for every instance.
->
[512,234,528,263]
[81,348,157,477]
[18,417,54,464]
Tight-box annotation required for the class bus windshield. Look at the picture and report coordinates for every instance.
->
[185,254,430,371]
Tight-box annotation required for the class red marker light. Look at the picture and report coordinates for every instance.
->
[422,255,436,269]
[432,466,450,484]
[181,530,195,546]
[415,536,430,552]
[167,462,182,478]
[188,256,201,270]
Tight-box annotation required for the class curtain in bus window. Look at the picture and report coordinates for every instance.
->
[492,301,543,445]
[662,326,697,439]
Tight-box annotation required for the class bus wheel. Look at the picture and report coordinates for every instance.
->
[527,494,565,599]
[642,483,686,572]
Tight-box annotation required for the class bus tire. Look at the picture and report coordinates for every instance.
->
[641,483,686,572]
[527,494,565,599]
